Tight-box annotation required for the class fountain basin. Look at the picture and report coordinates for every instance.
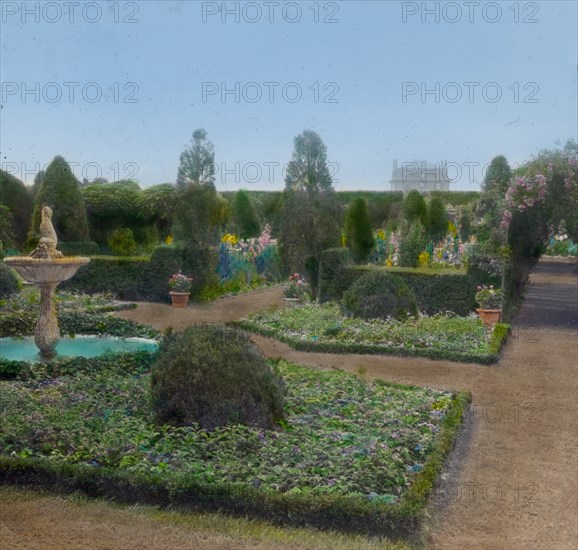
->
[4,256,90,284]
[0,335,158,363]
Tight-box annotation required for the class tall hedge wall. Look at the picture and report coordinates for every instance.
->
[54,242,223,303]
[59,245,184,302]
[319,254,477,315]
[318,248,353,303]
[59,256,152,300]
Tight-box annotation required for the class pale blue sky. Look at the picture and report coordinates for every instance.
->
[1,0,576,191]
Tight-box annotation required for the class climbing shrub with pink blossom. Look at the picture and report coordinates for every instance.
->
[500,174,547,230]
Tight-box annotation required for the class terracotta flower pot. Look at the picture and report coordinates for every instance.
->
[476,308,501,329]
[170,291,190,308]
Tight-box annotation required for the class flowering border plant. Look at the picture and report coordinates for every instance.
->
[500,174,547,230]
[475,285,503,309]
[168,271,193,293]
[283,273,311,300]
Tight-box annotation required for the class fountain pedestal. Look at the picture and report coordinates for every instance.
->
[3,206,91,360]
[36,283,59,357]
[4,257,90,359]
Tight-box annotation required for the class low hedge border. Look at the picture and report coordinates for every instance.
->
[0,311,158,339]
[232,320,510,365]
[0,386,470,539]
[0,350,156,381]
[0,313,159,379]
[488,323,510,355]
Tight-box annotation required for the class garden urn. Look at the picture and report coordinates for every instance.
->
[476,308,501,329]
[170,291,190,308]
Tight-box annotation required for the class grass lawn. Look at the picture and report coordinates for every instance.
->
[0,486,413,550]
[236,303,509,364]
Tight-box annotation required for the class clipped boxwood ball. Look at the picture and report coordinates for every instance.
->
[342,270,418,321]
[151,324,286,430]
[0,263,20,298]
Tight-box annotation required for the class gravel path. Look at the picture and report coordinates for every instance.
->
[2,259,576,549]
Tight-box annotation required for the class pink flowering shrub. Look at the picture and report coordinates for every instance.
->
[500,174,547,230]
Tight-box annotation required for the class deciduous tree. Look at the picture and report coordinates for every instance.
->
[176,129,216,188]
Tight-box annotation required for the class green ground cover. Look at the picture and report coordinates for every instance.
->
[236,303,509,364]
[0,351,469,537]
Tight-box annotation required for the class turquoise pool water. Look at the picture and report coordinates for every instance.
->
[0,335,158,362]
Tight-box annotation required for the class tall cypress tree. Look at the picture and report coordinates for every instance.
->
[28,156,89,246]
[426,196,448,242]
[401,190,428,226]
[0,169,33,248]
[345,197,375,263]
[279,130,341,291]
[477,155,512,251]
[233,189,261,239]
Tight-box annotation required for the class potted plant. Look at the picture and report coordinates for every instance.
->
[475,284,503,328]
[283,273,311,305]
[168,271,193,308]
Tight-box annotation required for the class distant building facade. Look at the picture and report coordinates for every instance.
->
[390,160,451,193]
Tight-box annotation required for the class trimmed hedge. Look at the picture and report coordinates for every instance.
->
[488,323,510,355]
[0,310,158,339]
[233,320,508,365]
[59,245,182,302]
[142,245,184,302]
[59,244,220,303]
[321,263,477,316]
[0,351,156,381]
[318,247,353,303]
[59,256,150,300]
[57,241,100,256]
[466,251,502,287]
[151,325,287,430]
[0,390,471,539]
[342,270,418,321]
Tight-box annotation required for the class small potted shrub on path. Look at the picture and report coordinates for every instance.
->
[475,284,503,328]
[168,271,193,307]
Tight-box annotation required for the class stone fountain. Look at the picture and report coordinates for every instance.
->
[3,206,90,359]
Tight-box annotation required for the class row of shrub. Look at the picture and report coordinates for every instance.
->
[318,248,478,315]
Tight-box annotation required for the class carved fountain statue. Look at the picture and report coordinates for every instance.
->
[3,206,90,359]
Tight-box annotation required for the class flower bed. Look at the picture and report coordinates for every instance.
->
[235,303,509,364]
[0,355,469,538]
[0,289,136,315]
